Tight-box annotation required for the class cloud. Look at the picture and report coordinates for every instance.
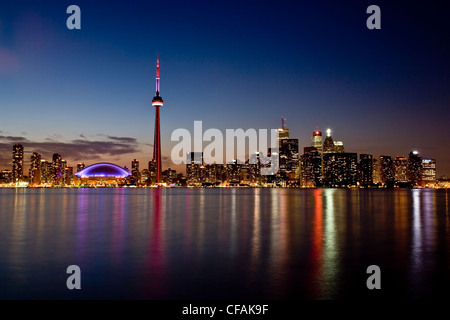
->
[0,135,142,169]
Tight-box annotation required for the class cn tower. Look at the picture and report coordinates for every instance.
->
[152,55,164,183]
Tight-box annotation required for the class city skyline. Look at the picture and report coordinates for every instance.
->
[0,1,449,176]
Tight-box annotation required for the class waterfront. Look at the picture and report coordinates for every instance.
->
[0,188,449,299]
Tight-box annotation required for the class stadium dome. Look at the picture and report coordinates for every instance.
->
[75,163,131,178]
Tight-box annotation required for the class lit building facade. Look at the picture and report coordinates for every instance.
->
[379,155,395,186]
[300,146,322,187]
[29,152,42,186]
[421,159,436,186]
[394,156,408,181]
[311,131,323,154]
[323,153,358,187]
[12,144,24,184]
[358,154,373,186]
[408,151,422,186]
[323,129,336,154]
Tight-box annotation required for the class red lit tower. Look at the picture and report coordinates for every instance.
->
[152,55,164,183]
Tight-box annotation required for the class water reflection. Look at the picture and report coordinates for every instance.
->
[0,188,448,299]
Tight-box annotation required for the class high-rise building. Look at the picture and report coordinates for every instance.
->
[379,155,395,186]
[65,166,73,185]
[148,160,157,185]
[394,156,408,181]
[131,159,140,184]
[323,128,336,154]
[61,160,67,185]
[40,160,52,184]
[323,153,358,187]
[151,55,164,183]
[187,152,203,186]
[278,117,290,148]
[29,152,41,186]
[421,159,436,185]
[280,138,299,180]
[311,130,323,154]
[12,144,24,184]
[300,146,322,187]
[408,151,422,186]
[372,156,381,184]
[334,141,345,153]
[52,153,62,185]
[358,154,373,186]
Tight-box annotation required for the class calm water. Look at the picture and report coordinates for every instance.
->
[0,188,449,300]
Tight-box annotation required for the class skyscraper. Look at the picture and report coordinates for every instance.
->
[408,151,422,186]
[151,55,164,184]
[300,146,322,187]
[187,152,203,186]
[372,156,381,184]
[394,156,408,181]
[52,153,62,185]
[323,128,336,154]
[421,159,436,186]
[29,152,41,186]
[333,141,345,153]
[379,155,395,187]
[280,138,299,180]
[323,153,358,187]
[278,117,290,148]
[358,154,373,186]
[40,159,52,184]
[12,144,24,184]
[311,130,323,154]
[131,159,140,184]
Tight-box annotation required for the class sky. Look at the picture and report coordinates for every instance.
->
[0,0,449,176]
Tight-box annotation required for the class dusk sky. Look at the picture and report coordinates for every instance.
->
[0,1,449,175]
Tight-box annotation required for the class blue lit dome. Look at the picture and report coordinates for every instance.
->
[75,163,131,178]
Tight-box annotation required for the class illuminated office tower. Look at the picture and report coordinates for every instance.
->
[61,160,67,185]
[300,146,322,187]
[311,130,323,154]
[52,153,62,185]
[407,151,422,186]
[148,160,157,185]
[280,138,299,180]
[12,144,24,184]
[186,152,203,186]
[421,158,436,185]
[334,141,345,153]
[29,152,41,186]
[394,156,408,181]
[323,128,336,154]
[65,166,73,185]
[358,154,373,186]
[372,157,381,184]
[131,159,140,184]
[77,163,86,173]
[278,117,290,148]
[379,155,395,186]
[40,160,52,184]
[151,55,164,183]
[323,153,358,187]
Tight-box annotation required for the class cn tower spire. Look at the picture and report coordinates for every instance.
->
[152,54,164,184]
[156,53,160,95]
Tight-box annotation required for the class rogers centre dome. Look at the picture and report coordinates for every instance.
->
[75,163,131,178]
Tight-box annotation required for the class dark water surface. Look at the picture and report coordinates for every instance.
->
[0,188,449,299]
